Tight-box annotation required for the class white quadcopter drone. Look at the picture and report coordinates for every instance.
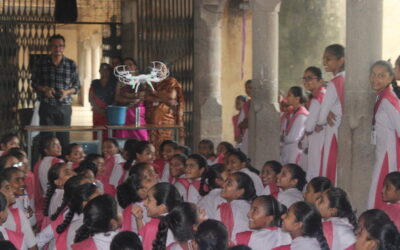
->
[114,61,169,92]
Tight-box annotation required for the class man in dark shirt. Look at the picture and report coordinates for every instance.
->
[32,34,80,153]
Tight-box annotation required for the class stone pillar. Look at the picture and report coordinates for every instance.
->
[249,0,281,168]
[338,0,383,212]
[193,0,226,147]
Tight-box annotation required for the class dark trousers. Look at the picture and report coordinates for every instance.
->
[39,102,72,156]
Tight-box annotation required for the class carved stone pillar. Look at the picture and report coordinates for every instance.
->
[338,0,383,211]
[193,0,226,147]
[249,0,282,168]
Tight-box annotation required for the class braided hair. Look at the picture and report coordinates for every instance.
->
[254,195,286,227]
[151,183,182,212]
[56,183,98,234]
[51,174,90,220]
[231,172,257,201]
[74,160,98,178]
[284,164,307,191]
[117,162,150,208]
[153,202,197,250]
[187,154,208,196]
[360,209,400,250]
[200,163,226,195]
[228,150,259,175]
[43,162,66,217]
[122,139,140,171]
[74,194,118,243]
[325,187,357,228]
[194,219,228,250]
[291,202,329,250]
[110,231,143,250]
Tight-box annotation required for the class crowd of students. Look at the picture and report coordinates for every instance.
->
[0,43,399,250]
[0,134,398,250]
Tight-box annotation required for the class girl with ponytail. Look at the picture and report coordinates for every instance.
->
[117,162,158,233]
[37,183,99,249]
[276,164,306,209]
[367,60,400,209]
[281,86,309,166]
[315,44,345,185]
[197,164,228,218]
[119,141,157,187]
[316,187,356,249]
[210,172,256,243]
[119,139,140,181]
[226,150,264,196]
[153,202,204,250]
[355,209,400,250]
[71,194,120,250]
[140,183,182,250]
[304,177,332,205]
[274,201,329,250]
[236,195,291,249]
[42,162,75,229]
[174,154,208,203]
[34,135,64,227]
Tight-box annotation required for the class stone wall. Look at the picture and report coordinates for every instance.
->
[279,0,345,93]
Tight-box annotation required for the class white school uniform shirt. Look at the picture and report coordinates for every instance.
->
[197,188,223,219]
[4,206,37,248]
[108,154,125,188]
[239,228,291,250]
[49,189,64,218]
[290,236,321,250]
[304,89,326,181]
[261,184,280,196]
[187,179,202,204]
[317,72,345,127]
[66,213,84,250]
[316,72,345,184]
[216,199,251,241]
[95,180,104,194]
[39,156,64,196]
[277,188,304,209]
[323,217,355,250]
[281,110,308,165]
[174,178,202,203]
[0,225,28,250]
[368,96,400,208]
[37,210,84,250]
[238,168,264,196]
[92,230,119,249]
[125,201,150,233]
[15,195,37,226]
[37,209,67,249]
[160,162,171,182]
